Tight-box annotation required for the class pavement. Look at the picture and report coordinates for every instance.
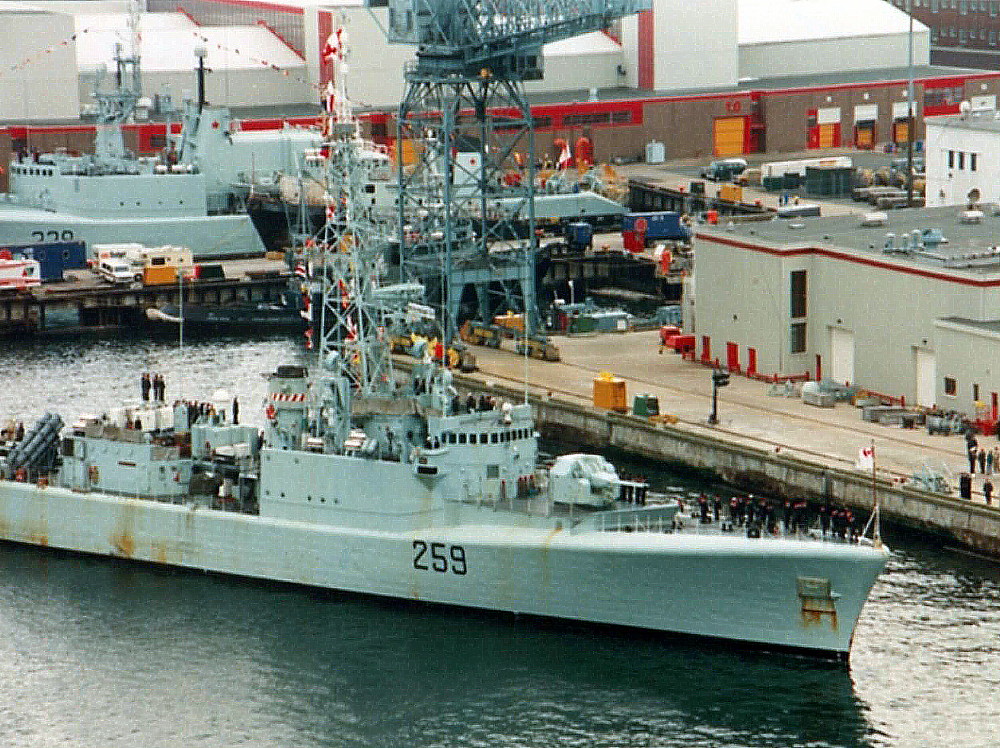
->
[614,147,911,218]
[459,330,994,505]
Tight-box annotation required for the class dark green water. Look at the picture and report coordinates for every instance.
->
[0,331,998,747]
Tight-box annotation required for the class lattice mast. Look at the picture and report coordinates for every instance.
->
[310,20,395,398]
[94,0,143,162]
[379,0,650,340]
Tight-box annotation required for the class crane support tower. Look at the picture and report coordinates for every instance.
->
[378,0,649,341]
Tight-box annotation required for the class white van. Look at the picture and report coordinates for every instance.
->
[98,259,136,285]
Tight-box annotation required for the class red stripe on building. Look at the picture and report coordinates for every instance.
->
[696,232,1000,288]
[200,0,303,15]
[318,9,333,95]
[637,9,654,91]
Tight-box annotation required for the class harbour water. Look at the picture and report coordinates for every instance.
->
[1,331,999,748]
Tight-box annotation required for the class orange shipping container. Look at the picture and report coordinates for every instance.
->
[143,265,178,286]
[593,371,628,413]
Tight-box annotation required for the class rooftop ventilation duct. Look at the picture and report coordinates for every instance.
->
[861,211,888,227]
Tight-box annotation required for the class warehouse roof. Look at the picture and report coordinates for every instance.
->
[740,0,927,46]
[698,204,1000,277]
[74,12,305,72]
[926,111,1000,133]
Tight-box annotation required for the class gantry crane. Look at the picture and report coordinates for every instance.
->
[378,0,650,340]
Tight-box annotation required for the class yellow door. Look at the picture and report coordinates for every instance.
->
[894,121,909,144]
[713,116,745,157]
[856,124,873,148]
[818,123,836,148]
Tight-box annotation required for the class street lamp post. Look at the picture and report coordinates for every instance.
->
[709,368,730,424]
[906,0,915,207]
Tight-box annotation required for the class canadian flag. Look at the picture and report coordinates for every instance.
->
[321,29,343,64]
[856,445,875,471]
[557,141,572,170]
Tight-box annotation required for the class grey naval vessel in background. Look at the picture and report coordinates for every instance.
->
[0,35,323,258]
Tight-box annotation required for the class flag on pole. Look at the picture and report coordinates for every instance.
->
[557,141,572,170]
[321,30,342,64]
[856,445,874,471]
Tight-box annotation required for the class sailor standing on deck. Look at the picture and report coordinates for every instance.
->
[141,372,151,402]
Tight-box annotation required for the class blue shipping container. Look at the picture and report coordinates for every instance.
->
[565,221,593,249]
[621,212,691,242]
[3,241,87,282]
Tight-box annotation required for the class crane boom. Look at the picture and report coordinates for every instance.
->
[383,0,650,78]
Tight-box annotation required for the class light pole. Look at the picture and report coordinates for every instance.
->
[709,368,730,425]
[906,0,915,207]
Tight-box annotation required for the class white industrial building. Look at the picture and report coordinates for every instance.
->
[0,2,79,121]
[0,0,931,121]
[73,9,313,111]
[925,107,1000,208]
[737,0,929,82]
[692,206,1000,417]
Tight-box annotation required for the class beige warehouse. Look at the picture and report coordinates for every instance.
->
[693,206,1000,417]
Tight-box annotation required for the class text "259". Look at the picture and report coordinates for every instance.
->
[413,540,467,575]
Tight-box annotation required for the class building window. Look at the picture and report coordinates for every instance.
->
[974,383,980,402]
[959,151,965,169]
[944,377,957,396]
[789,323,807,354]
[992,1,998,17]
[971,153,978,171]
[949,150,955,168]
[790,270,807,318]
[991,30,997,44]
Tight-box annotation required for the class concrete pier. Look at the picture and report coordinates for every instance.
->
[0,258,291,334]
[446,330,1000,557]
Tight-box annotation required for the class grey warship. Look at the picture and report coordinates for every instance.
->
[0,131,888,664]
[0,24,322,258]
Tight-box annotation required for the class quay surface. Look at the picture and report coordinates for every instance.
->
[450,330,1000,556]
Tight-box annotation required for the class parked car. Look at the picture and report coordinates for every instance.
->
[700,158,748,182]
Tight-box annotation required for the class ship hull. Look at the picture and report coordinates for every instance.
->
[0,206,266,259]
[0,479,886,658]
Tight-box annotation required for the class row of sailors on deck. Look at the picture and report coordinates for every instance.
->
[455,393,496,414]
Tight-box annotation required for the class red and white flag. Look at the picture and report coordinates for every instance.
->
[321,29,343,64]
[856,445,875,471]
[557,141,572,170]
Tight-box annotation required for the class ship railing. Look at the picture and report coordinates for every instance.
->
[593,505,678,534]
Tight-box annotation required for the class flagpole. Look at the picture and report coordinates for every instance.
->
[871,437,882,548]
